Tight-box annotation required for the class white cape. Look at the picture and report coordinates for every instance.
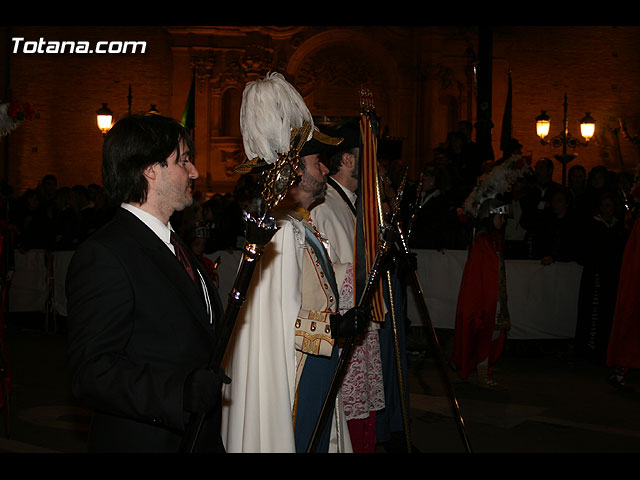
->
[220,215,351,453]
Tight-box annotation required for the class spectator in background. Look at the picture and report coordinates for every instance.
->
[568,164,589,223]
[568,164,587,197]
[582,166,610,219]
[233,173,262,217]
[188,227,219,287]
[12,188,54,251]
[197,196,219,254]
[520,158,561,257]
[38,174,57,202]
[210,196,245,253]
[52,186,83,251]
[83,184,114,236]
[408,163,467,250]
[407,165,449,250]
[575,192,628,363]
[532,186,583,264]
[445,130,475,204]
[503,177,529,259]
[37,174,58,221]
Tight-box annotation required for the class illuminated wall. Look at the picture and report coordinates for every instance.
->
[2,25,640,196]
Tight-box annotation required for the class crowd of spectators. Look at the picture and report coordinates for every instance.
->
[0,173,257,262]
[399,125,640,366]
[0,175,115,254]
[0,127,637,368]
[403,126,639,267]
[2,129,638,270]
[2,132,638,268]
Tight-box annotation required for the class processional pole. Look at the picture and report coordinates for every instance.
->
[395,197,473,453]
[306,193,403,453]
[382,181,413,453]
[361,88,413,452]
[307,86,414,452]
[180,73,317,453]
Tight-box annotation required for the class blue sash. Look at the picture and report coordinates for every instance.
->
[303,224,339,303]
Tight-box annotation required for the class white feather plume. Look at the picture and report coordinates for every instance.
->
[462,155,532,217]
[240,72,314,164]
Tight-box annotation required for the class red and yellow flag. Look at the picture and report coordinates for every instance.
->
[354,105,385,323]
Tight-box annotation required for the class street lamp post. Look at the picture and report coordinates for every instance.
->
[535,93,595,185]
[96,85,159,136]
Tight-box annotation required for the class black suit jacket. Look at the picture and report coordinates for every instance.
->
[66,208,225,452]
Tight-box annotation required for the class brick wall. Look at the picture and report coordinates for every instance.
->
[491,26,640,180]
[2,25,640,195]
[2,26,173,194]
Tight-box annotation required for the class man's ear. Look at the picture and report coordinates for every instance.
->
[342,151,354,169]
[143,163,158,181]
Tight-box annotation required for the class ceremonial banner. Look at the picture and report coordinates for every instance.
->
[355,90,385,324]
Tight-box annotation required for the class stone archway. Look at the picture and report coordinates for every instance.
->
[285,29,400,131]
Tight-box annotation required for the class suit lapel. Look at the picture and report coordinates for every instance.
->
[114,209,217,337]
[193,253,225,339]
[177,236,225,327]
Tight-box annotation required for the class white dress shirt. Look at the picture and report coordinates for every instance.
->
[121,203,212,322]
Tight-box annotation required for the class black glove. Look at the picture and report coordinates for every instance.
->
[405,252,418,272]
[330,305,372,339]
[183,367,231,414]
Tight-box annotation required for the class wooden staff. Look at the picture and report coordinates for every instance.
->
[180,123,311,453]
[306,205,400,452]
[307,88,414,452]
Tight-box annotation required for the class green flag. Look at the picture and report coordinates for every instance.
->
[181,70,195,134]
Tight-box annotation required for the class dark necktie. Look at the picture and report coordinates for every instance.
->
[170,231,199,287]
[171,231,213,324]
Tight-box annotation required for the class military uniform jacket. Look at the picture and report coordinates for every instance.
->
[221,207,350,453]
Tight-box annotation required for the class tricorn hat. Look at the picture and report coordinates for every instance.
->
[300,128,343,157]
[332,120,362,151]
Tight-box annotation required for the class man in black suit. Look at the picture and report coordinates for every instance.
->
[66,113,227,452]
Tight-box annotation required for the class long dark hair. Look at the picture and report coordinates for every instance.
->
[101,114,194,206]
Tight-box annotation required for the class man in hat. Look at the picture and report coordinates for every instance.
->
[310,121,385,452]
[66,113,227,452]
[221,129,369,453]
